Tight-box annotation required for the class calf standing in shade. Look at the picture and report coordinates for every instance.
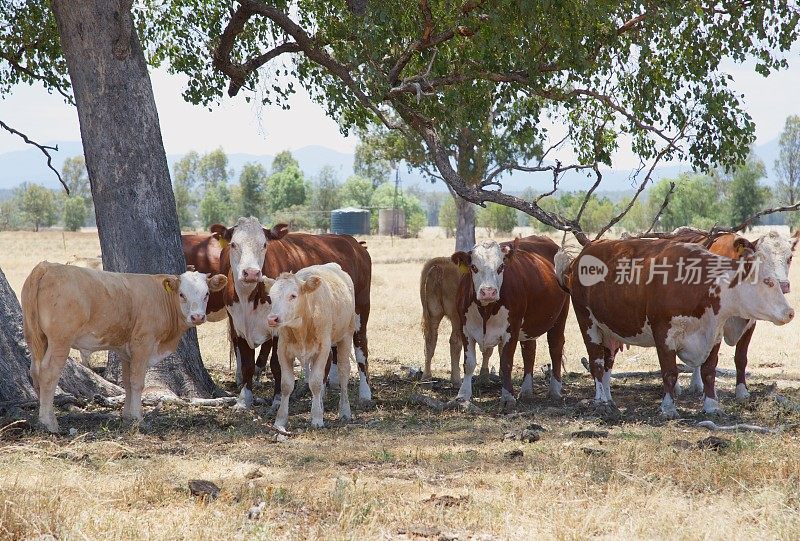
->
[265,263,356,429]
[21,262,227,432]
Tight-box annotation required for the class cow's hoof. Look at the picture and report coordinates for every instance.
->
[659,407,679,420]
[310,418,325,429]
[548,378,563,400]
[500,391,517,412]
[39,419,59,434]
[674,380,683,397]
[735,383,750,402]
[702,397,723,415]
[338,411,352,423]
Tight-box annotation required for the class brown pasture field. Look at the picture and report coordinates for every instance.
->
[2,229,800,540]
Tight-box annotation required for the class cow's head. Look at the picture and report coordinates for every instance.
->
[263,272,320,329]
[163,271,228,326]
[451,239,517,305]
[210,218,289,286]
[733,237,794,325]
[751,231,797,294]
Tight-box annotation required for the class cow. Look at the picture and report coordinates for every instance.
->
[451,238,570,411]
[555,238,794,417]
[209,217,371,410]
[667,228,798,400]
[421,235,562,386]
[265,263,356,428]
[420,257,463,386]
[21,262,227,432]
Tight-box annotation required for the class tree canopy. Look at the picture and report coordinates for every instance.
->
[143,0,800,242]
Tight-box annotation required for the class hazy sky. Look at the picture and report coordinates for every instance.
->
[1,54,799,170]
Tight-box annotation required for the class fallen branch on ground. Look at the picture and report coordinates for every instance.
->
[697,420,781,434]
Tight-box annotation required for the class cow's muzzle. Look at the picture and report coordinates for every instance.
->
[190,313,206,325]
[478,286,498,303]
[242,268,262,283]
[267,314,279,328]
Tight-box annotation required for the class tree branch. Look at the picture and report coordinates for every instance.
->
[574,166,603,225]
[0,52,72,102]
[713,201,800,234]
[644,181,676,234]
[0,120,68,194]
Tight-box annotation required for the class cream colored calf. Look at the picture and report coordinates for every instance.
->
[21,261,226,432]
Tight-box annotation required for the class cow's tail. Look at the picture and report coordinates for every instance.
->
[227,316,236,373]
[21,262,49,365]
[554,249,574,293]
[420,261,444,342]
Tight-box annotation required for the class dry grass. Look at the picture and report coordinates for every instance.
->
[1,229,800,540]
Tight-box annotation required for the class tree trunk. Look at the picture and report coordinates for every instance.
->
[0,265,121,410]
[51,0,215,399]
[453,194,476,252]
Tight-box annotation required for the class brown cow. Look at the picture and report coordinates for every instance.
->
[451,238,570,410]
[556,238,794,417]
[22,262,227,432]
[421,235,562,386]
[209,217,372,409]
[666,228,797,400]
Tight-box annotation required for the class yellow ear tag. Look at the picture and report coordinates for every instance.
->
[458,263,469,275]
[736,244,746,257]
[163,279,174,293]
[218,238,229,249]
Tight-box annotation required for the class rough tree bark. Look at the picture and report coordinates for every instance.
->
[0,265,121,409]
[453,195,476,252]
[50,0,215,399]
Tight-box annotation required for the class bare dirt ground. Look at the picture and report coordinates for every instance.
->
[2,229,800,540]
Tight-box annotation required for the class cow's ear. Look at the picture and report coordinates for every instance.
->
[502,238,519,259]
[210,223,233,248]
[163,276,180,294]
[734,237,755,257]
[301,276,321,293]
[266,223,289,240]
[186,264,196,272]
[207,274,227,292]
[451,251,472,274]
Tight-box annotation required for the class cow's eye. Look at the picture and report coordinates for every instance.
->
[263,242,267,249]
[470,264,478,273]
[763,278,775,287]
[180,293,186,300]
[230,242,238,250]
[289,293,297,301]
[497,263,505,274]
[204,293,209,300]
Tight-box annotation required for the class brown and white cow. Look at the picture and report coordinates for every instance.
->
[265,263,356,428]
[668,228,798,400]
[422,235,563,386]
[21,262,227,432]
[451,238,570,410]
[556,238,794,417]
[209,217,372,409]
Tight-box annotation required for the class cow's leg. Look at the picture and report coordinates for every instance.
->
[234,336,257,410]
[499,332,520,412]
[584,342,607,403]
[547,302,569,399]
[327,347,338,390]
[269,339,282,408]
[518,340,536,403]
[125,354,147,422]
[734,324,756,402]
[309,345,329,428]
[448,325,463,387]
[423,311,444,381]
[701,343,723,414]
[120,353,132,418]
[655,346,680,419]
[274,342,295,430]
[37,342,69,433]
[478,347,493,382]
[335,338,352,422]
[601,347,616,403]
[353,311,372,402]
[684,366,703,396]
[254,339,271,387]
[456,336,477,402]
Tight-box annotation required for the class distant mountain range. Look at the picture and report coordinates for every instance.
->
[0,138,782,194]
